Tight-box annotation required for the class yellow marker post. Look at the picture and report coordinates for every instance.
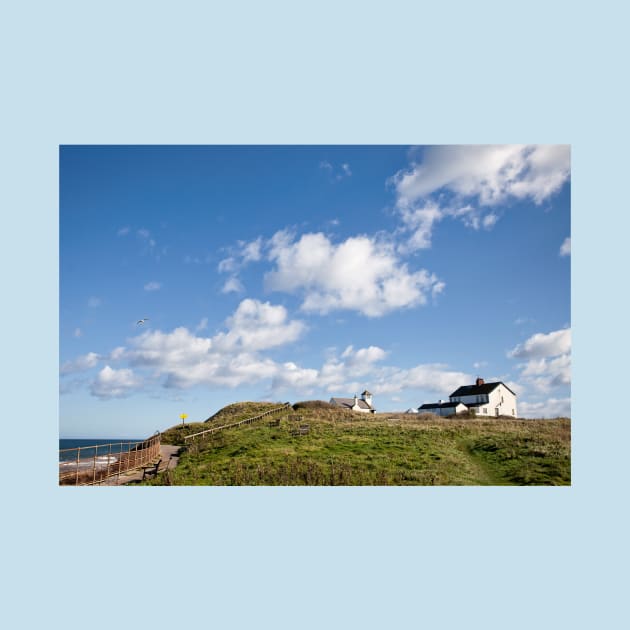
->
[180,413,188,427]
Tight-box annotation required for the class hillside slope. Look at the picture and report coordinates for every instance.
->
[151,404,570,486]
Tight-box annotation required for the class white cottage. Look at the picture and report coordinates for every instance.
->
[448,378,517,417]
[418,378,518,418]
[330,390,375,413]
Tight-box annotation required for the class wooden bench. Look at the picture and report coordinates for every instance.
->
[291,424,310,436]
[141,458,162,480]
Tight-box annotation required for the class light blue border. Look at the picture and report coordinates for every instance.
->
[3,2,628,628]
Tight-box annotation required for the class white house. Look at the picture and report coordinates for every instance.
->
[330,390,375,413]
[418,378,518,418]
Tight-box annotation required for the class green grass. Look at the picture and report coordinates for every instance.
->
[145,405,570,486]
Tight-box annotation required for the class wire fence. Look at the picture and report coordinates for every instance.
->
[184,403,292,443]
[59,433,161,486]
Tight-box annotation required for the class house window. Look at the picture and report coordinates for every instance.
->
[483,408,487,414]
[512,409,515,416]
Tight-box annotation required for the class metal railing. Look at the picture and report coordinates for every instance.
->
[184,403,292,443]
[59,433,161,486]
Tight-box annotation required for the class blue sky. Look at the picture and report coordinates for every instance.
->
[60,145,570,437]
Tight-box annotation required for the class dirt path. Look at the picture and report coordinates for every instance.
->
[101,444,181,486]
[456,440,501,485]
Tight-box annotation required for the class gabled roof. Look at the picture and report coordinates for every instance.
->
[361,390,372,396]
[330,397,374,410]
[449,381,516,398]
[419,402,466,410]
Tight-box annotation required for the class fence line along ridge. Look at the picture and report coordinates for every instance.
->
[184,403,292,442]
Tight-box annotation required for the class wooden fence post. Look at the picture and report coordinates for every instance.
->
[92,445,97,485]
[75,447,80,485]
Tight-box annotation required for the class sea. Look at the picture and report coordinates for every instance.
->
[59,438,143,463]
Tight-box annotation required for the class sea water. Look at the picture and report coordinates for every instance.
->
[59,438,143,463]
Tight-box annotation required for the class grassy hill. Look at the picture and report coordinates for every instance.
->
[158,401,288,445]
[148,402,570,486]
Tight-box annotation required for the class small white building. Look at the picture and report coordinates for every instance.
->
[418,401,468,417]
[330,390,375,413]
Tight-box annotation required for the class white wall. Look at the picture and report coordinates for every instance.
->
[487,385,517,417]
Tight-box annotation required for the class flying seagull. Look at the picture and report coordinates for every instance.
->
[136,318,149,325]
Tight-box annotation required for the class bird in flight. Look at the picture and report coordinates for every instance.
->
[136,318,149,325]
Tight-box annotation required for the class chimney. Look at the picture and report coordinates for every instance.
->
[476,377,485,386]
[353,394,358,406]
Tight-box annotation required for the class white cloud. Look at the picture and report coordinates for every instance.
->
[91,366,143,399]
[392,145,570,207]
[341,345,388,366]
[214,299,306,352]
[87,297,102,308]
[128,327,213,370]
[396,201,443,252]
[560,237,571,257]
[64,299,307,394]
[482,213,499,229]
[60,352,101,374]
[221,276,244,294]
[509,328,571,393]
[117,226,130,236]
[217,237,264,292]
[218,257,236,273]
[509,328,571,359]
[109,346,126,361]
[122,299,306,390]
[240,237,263,263]
[144,281,161,292]
[271,362,320,393]
[218,237,263,272]
[520,354,571,391]
[265,231,444,317]
[373,364,473,397]
[73,327,82,338]
[518,398,571,418]
[390,145,570,250]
